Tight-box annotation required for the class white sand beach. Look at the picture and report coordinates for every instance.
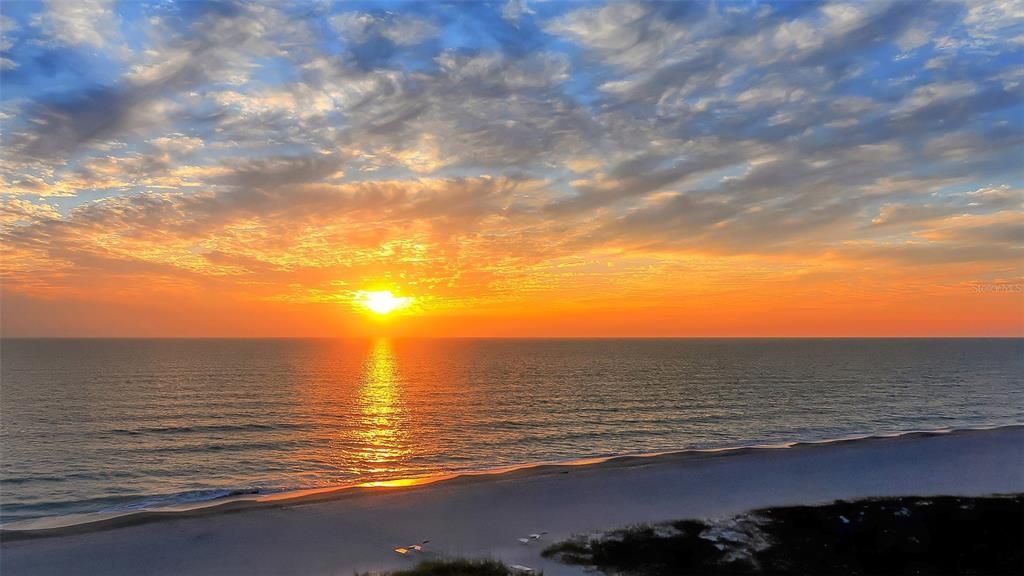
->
[2,426,1022,576]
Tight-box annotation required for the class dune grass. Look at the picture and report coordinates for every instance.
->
[542,494,1024,575]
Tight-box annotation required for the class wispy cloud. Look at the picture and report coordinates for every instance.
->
[1,0,1021,335]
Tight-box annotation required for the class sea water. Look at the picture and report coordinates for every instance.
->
[2,338,1021,522]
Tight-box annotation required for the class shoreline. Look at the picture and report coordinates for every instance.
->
[2,423,1021,539]
[2,425,1022,575]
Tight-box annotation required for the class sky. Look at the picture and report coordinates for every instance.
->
[1,0,1022,337]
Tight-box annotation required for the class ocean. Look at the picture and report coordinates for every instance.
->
[1,338,1021,524]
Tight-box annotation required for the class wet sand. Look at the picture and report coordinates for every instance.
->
[2,426,1021,575]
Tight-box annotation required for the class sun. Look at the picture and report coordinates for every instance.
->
[356,290,413,315]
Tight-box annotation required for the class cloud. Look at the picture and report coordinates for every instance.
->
[436,51,569,92]
[915,211,1024,245]
[213,153,348,190]
[148,134,205,156]
[0,197,61,225]
[962,0,1024,42]
[1,0,1021,328]
[8,2,311,164]
[330,12,439,46]
[298,47,593,172]
[0,171,560,307]
[502,0,535,24]
[36,0,120,49]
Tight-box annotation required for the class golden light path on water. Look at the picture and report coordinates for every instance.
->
[355,338,412,476]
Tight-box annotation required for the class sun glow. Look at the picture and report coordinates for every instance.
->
[356,290,413,315]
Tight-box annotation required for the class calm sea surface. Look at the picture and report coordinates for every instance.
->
[1,338,1022,522]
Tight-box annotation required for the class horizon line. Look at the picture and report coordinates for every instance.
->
[3,335,1023,340]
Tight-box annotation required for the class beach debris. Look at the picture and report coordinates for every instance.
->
[394,540,430,555]
[509,564,535,574]
[839,515,850,524]
[518,531,547,544]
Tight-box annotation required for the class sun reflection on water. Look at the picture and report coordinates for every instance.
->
[355,338,411,476]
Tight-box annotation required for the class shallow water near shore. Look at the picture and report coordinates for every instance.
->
[2,338,1022,523]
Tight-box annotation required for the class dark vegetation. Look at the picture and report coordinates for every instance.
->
[542,495,1024,575]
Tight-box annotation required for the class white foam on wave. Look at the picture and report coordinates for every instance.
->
[3,422,1021,534]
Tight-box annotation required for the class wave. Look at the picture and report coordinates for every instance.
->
[3,423,1020,537]
[107,422,309,436]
